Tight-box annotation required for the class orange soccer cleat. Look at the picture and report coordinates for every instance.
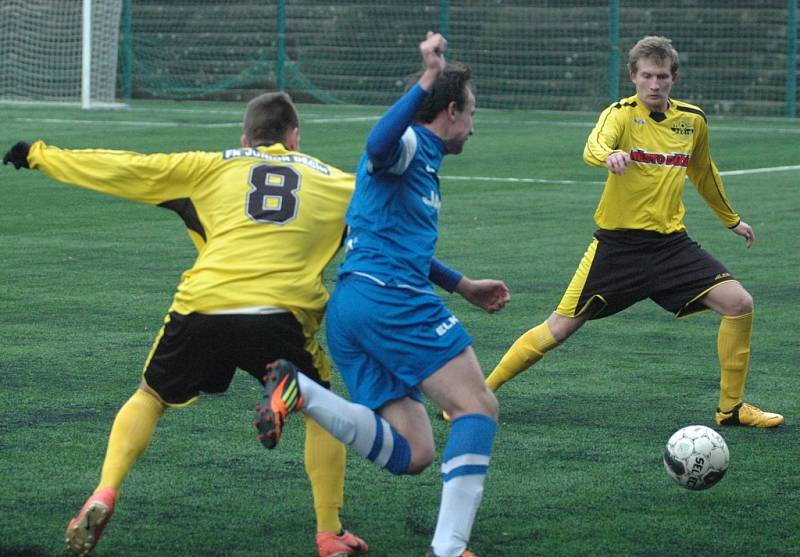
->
[65,487,118,556]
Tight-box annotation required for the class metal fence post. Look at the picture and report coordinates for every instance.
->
[608,0,620,103]
[276,0,286,91]
[787,0,797,117]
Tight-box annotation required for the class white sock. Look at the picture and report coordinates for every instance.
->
[430,414,496,556]
[297,373,411,473]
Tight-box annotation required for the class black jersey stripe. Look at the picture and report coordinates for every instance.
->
[676,104,707,123]
[159,198,207,241]
[594,101,635,150]
[710,170,736,215]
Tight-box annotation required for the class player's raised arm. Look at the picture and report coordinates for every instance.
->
[417,31,447,91]
[365,32,447,170]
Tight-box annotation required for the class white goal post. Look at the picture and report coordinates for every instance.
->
[0,0,125,108]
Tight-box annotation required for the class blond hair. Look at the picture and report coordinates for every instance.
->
[628,36,679,74]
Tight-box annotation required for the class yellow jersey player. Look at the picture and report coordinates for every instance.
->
[3,92,368,557]
[486,36,783,428]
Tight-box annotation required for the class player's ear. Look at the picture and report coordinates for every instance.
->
[285,127,300,151]
[240,134,251,148]
[447,101,458,121]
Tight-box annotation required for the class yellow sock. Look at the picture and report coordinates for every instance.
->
[97,388,165,491]
[718,312,753,412]
[304,415,345,533]
[486,322,558,392]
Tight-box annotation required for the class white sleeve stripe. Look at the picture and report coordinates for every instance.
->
[386,127,418,175]
[441,454,491,475]
[373,419,395,467]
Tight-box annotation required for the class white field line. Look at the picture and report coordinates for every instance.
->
[443,165,799,185]
[442,175,606,185]
[475,119,800,134]
[719,165,800,176]
[8,113,800,133]
[7,115,378,128]
[7,115,797,183]
[121,106,800,134]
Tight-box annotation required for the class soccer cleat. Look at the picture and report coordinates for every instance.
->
[255,359,304,449]
[65,487,117,556]
[427,550,478,557]
[715,401,784,428]
[316,529,369,557]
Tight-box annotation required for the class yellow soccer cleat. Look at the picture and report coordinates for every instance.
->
[715,402,784,428]
[316,529,368,557]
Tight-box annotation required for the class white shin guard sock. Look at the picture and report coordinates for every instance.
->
[296,373,408,472]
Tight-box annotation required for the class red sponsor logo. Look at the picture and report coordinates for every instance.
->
[630,149,689,167]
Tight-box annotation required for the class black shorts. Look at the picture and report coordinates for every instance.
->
[143,311,327,405]
[555,229,735,320]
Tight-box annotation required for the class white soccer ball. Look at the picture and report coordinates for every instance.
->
[663,425,729,490]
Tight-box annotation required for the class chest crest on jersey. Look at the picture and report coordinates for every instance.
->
[670,119,695,135]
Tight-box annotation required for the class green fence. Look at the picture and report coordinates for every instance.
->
[120,0,799,117]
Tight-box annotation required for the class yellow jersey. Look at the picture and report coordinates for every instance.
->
[583,94,740,234]
[28,141,354,316]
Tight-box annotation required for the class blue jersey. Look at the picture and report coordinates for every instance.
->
[339,123,446,291]
[327,83,473,402]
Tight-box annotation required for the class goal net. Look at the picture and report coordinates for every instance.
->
[0,0,124,108]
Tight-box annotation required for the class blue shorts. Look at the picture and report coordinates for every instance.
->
[326,274,473,410]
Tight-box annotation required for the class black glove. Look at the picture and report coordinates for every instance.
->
[3,142,31,169]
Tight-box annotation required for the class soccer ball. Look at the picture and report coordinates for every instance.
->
[663,425,729,490]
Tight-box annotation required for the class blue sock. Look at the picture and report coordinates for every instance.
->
[367,413,412,475]
[431,413,497,557]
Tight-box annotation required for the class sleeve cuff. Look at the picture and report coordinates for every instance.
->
[429,258,464,293]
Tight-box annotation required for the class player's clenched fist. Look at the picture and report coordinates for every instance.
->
[420,31,447,73]
[606,150,631,175]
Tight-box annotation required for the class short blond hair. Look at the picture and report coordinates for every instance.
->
[628,36,679,74]
[243,92,299,146]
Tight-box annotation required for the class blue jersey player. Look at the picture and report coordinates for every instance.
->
[255,32,510,557]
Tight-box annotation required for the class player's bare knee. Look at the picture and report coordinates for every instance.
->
[737,290,754,315]
[724,289,754,316]
[546,313,582,343]
[407,445,435,474]
[448,388,498,422]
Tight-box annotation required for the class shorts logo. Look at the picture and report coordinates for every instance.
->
[435,315,459,336]
[714,272,731,281]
